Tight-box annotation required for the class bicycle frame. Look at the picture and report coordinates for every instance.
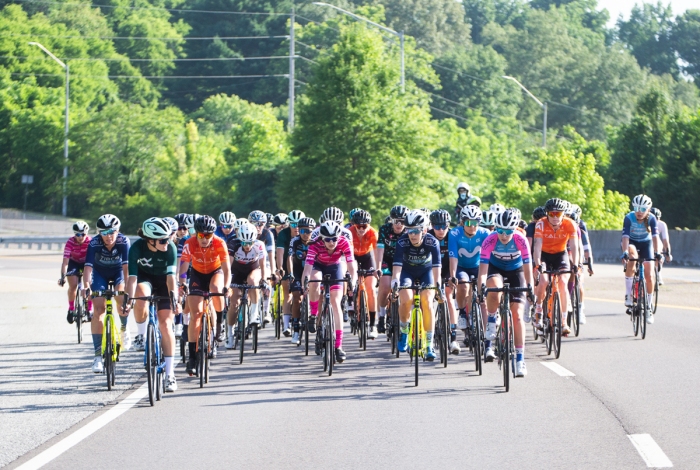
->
[542,268,572,359]
[92,282,124,391]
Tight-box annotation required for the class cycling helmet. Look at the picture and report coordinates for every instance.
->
[650,207,661,219]
[97,214,120,231]
[248,210,267,224]
[348,208,362,220]
[532,206,546,221]
[163,217,178,233]
[272,213,288,226]
[288,210,305,223]
[322,206,344,223]
[496,209,520,230]
[507,207,522,221]
[457,182,470,193]
[298,217,316,229]
[404,210,426,228]
[518,220,528,229]
[265,212,274,224]
[419,208,430,217]
[632,194,652,210]
[467,195,482,206]
[460,205,482,221]
[238,223,258,243]
[194,215,216,234]
[384,215,391,225]
[567,204,582,223]
[352,209,372,225]
[318,214,326,224]
[390,205,408,221]
[142,217,172,239]
[319,220,341,238]
[174,213,194,229]
[489,203,505,214]
[219,211,236,225]
[544,198,568,213]
[232,218,248,232]
[480,210,497,227]
[72,221,89,233]
[429,209,450,225]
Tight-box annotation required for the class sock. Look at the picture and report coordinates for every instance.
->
[484,339,491,349]
[625,277,633,297]
[250,303,259,321]
[164,356,174,376]
[87,300,93,311]
[216,311,223,331]
[92,334,102,356]
[69,300,75,311]
[516,347,524,362]
[646,293,652,306]
[426,331,433,347]
[119,314,128,331]
[369,311,376,326]
[450,329,457,342]
[188,342,196,359]
[459,307,466,317]
[174,313,182,325]
[379,306,386,317]
[451,323,457,330]
[400,321,409,334]
[580,302,585,310]
[137,320,147,337]
[487,311,498,322]
[284,314,291,329]
[310,300,319,317]
[264,296,271,314]
[335,330,343,349]
[183,313,190,325]
[227,324,233,339]
[293,318,300,332]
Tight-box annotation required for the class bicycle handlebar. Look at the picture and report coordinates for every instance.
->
[230,284,264,290]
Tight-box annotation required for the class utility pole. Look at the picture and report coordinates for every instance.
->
[288,6,295,131]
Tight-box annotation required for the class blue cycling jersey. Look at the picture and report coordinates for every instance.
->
[214,227,237,244]
[622,212,658,242]
[85,233,130,273]
[448,226,490,269]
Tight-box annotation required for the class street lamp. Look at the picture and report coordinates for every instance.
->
[502,75,547,148]
[312,2,404,93]
[29,42,69,216]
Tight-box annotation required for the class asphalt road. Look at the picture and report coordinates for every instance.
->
[2,251,698,469]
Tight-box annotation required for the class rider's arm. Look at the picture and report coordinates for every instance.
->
[82,266,92,290]
[532,238,543,267]
[60,257,69,278]
[476,263,488,295]
[276,247,285,274]
[449,257,458,279]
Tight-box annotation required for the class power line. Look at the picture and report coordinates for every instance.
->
[430,62,491,84]
[12,0,289,15]
[0,33,289,41]
[10,72,289,79]
[2,55,293,62]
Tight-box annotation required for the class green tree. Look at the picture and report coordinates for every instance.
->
[462,0,529,43]
[672,9,700,83]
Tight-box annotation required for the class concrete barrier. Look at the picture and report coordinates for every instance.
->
[589,230,700,267]
[0,235,139,251]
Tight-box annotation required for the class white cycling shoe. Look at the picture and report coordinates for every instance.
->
[133,334,145,351]
[92,357,103,374]
[165,375,177,392]
[174,324,183,338]
[646,312,655,324]
[291,331,301,345]
[515,360,527,377]
[225,334,234,349]
[485,315,500,341]
[368,326,378,339]
[449,341,461,355]
[457,315,468,329]
[121,330,132,351]
[578,308,587,325]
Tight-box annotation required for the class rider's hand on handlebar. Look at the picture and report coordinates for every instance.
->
[58,276,66,287]
[390,279,399,291]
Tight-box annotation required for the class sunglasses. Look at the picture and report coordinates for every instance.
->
[463,220,479,227]
[177,226,188,231]
[157,239,169,245]
[322,237,338,243]
[496,228,514,235]
[548,211,563,217]
[100,229,116,236]
[290,223,298,228]
[221,224,233,230]
[299,228,312,235]
[197,232,214,239]
[356,224,368,229]
[433,224,448,230]
[392,219,404,225]
[407,228,423,235]
[74,233,85,237]
[241,241,254,247]
[254,222,265,227]
[633,205,648,213]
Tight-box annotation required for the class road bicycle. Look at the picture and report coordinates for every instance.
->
[567,259,592,338]
[541,265,573,359]
[434,280,450,368]
[91,281,124,391]
[465,275,483,375]
[230,283,263,364]
[387,290,400,357]
[269,277,285,339]
[625,257,650,339]
[350,269,374,351]
[191,291,226,388]
[300,288,311,355]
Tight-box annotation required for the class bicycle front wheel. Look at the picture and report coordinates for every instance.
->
[572,277,581,337]
[360,290,368,350]
[392,301,400,358]
[472,297,482,375]
[104,316,114,391]
[76,303,83,344]
[302,296,310,356]
[199,314,207,388]
[554,293,562,359]
[413,308,420,387]
[632,279,640,337]
[544,297,553,356]
[275,288,282,340]
[652,267,659,315]
[501,305,510,392]
[238,304,247,365]
[147,322,156,406]
[640,277,647,340]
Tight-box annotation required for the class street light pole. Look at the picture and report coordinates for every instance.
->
[312,2,405,93]
[502,75,547,148]
[29,42,69,216]
[288,6,295,131]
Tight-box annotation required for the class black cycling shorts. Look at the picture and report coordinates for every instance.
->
[231,261,258,286]
[355,252,376,272]
[541,250,570,273]
[189,267,223,295]
[136,270,171,311]
[487,265,526,303]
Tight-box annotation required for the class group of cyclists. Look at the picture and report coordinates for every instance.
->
[58,182,672,391]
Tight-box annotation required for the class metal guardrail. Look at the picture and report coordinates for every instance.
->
[0,235,139,251]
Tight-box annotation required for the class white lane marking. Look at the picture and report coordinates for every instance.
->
[0,275,56,284]
[15,383,148,470]
[628,434,673,468]
[540,362,576,377]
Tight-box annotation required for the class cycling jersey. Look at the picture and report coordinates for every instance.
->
[525,221,537,239]
[276,227,292,251]
[63,236,92,263]
[377,223,405,265]
[393,233,441,269]
[128,239,177,277]
[657,220,669,241]
[180,236,229,274]
[214,227,236,243]
[349,225,378,256]
[480,231,531,271]
[85,233,130,272]
[534,217,578,254]
[289,236,311,279]
[258,228,275,252]
[176,235,190,258]
[310,226,353,247]
[306,237,354,267]
[226,239,267,266]
[622,212,658,242]
[448,226,490,269]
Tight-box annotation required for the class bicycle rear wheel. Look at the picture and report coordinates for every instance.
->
[554,293,562,359]
[472,297,482,375]
[147,322,156,406]
[501,303,510,392]
[360,290,368,350]
[239,303,247,365]
[632,279,640,337]
[572,276,581,337]
[252,322,259,353]
[652,267,659,315]
[104,317,114,391]
[275,288,282,339]
[640,277,647,340]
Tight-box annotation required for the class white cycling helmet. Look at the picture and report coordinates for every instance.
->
[72,220,89,233]
[322,206,344,223]
[632,194,652,210]
[495,210,520,230]
[460,205,482,221]
[232,219,249,233]
[248,210,267,224]
[457,182,470,193]
[97,214,120,231]
[142,217,172,239]
[489,203,505,214]
[272,213,288,226]
[480,210,497,227]
[319,220,342,238]
[238,223,258,243]
[162,217,178,233]
[219,211,236,225]
[404,210,426,228]
[288,210,305,223]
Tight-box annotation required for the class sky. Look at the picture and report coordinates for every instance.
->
[598,0,697,25]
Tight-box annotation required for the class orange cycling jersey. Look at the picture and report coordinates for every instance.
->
[349,225,378,257]
[534,217,578,254]
[181,236,229,274]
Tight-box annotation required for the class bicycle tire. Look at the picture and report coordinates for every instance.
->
[275,287,282,340]
[198,313,206,388]
[239,303,247,365]
[328,302,335,376]
[105,315,113,391]
[302,295,310,356]
[392,300,400,358]
[572,276,581,337]
[413,308,420,387]
[180,334,186,363]
[554,293,562,359]
[640,276,647,340]
[252,323,259,353]
[147,322,156,406]
[156,329,163,402]
[322,312,329,373]
[472,296,482,375]
[360,290,367,350]
[438,303,448,367]
[544,295,553,356]
[632,278,640,337]
[76,302,83,344]
[501,301,510,392]
[531,304,539,341]
[652,266,659,315]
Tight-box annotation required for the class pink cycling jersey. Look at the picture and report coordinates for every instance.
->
[63,236,92,263]
[305,237,355,266]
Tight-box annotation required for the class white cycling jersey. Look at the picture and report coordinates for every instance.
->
[229,239,267,266]
[657,220,669,241]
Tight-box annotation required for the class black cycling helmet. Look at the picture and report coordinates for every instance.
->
[518,219,528,229]
[429,209,450,225]
[532,206,546,221]
[174,213,188,227]
[352,209,371,225]
[390,205,408,221]
[544,198,567,213]
[298,217,316,229]
[650,207,661,219]
[194,215,216,234]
